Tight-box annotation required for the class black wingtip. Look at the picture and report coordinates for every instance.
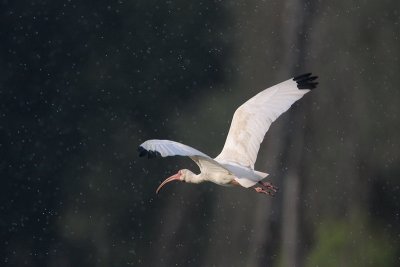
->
[138,146,147,157]
[293,72,319,90]
[147,150,161,159]
[137,146,161,159]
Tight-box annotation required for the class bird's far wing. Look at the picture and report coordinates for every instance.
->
[138,139,230,173]
[215,73,318,168]
[138,139,210,158]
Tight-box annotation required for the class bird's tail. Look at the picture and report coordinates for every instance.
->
[254,170,269,178]
[233,171,269,188]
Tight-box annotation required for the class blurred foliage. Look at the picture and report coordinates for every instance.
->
[305,217,396,267]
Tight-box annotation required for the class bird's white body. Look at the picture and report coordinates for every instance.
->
[139,139,267,188]
[220,162,268,187]
[203,160,268,188]
[138,73,318,194]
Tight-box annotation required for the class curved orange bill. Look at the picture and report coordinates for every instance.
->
[156,172,181,194]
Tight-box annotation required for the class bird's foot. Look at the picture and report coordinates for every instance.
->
[258,181,278,192]
[254,187,274,196]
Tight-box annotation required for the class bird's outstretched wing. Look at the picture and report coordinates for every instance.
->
[215,73,318,169]
[138,139,209,158]
[138,139,230,173]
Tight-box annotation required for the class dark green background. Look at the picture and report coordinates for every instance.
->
[1,0,399,266]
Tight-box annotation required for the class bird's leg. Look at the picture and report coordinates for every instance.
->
[254,181,278,196]
[254,187,274,196]
[258,181,278,192]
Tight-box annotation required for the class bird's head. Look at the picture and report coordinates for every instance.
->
[156,169,195,194]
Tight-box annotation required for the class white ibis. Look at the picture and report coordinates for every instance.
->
[138,73,318,195]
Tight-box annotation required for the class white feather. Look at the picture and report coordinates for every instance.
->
[215,78,311,169]
[139,139,229,174]
[139,74,317,190]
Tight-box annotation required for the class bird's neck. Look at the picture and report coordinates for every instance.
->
[186,172,204,184]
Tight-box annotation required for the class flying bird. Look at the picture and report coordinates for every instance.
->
[138,73,318,195]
